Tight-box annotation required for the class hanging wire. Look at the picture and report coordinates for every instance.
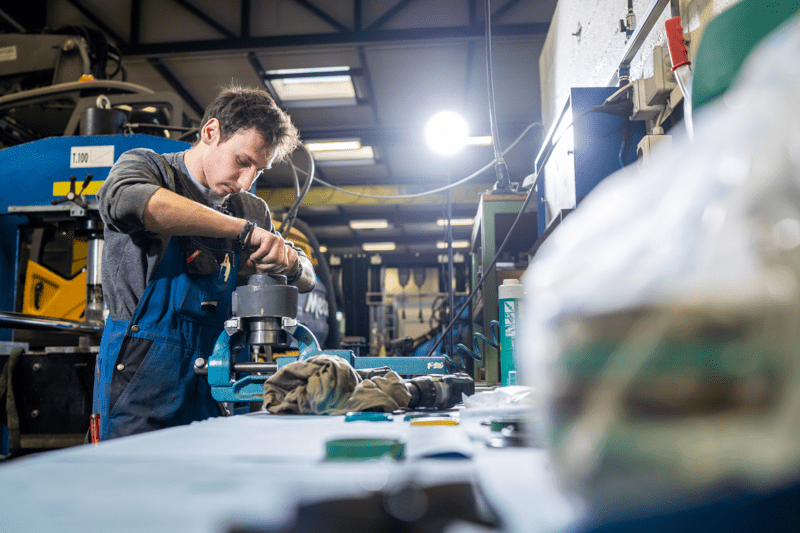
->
[278,142,315,236]
[485,0,503,162]
[305,122,540,200]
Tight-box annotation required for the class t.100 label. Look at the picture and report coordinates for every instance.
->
[70,146,115,168]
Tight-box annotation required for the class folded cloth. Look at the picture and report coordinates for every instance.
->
[262,355,411,415]
[334,371,411,415]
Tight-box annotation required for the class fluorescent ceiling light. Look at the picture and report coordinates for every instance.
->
[465,136,493,146]
[269,67,350,75]
[267,67,355,102]
[437,240,470,249]
[350,219,389,230]
[312,146,374,162]
[362,242,396,252]
[307,140,361,152]
[318,245,328,253]
[437,218,474,226]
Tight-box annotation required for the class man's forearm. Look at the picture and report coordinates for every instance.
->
[142,187,245,238]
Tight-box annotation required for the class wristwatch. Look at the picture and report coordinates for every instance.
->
[286,259,303,283]
[236,221,255,251]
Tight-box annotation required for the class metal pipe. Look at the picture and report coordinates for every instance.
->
[233,362,278,373]
[0,311,102,335]
[86,239,103,286]
[608,0,671,86]
[86,238,104,323]
[0,80,154,111]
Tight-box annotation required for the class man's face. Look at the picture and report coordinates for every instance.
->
[201,120,274,196]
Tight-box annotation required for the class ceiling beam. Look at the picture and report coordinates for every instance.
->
[169,0,237,39]
[295,210,478,227]
[0,8,27,32]
[469,0,477,27]
[147,58,205,117]
[356,46,395,182]
[300,120,537,146]
[65,0,127,45]
[320,233,473,248]
[364,0,416,32]
[247,52,283,106]
[118,23,548,57]
[353,0,362,32]
[293,0,350,33]
[130,0,141,45]
[492,0,526,21]
[241,0,251,38]
[257,183,491,207]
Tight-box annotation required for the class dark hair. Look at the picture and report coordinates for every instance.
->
[199,86,299,163]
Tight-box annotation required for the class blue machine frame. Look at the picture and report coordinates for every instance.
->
[0,134,191,341]
[208,320,447,402]
[531,87,646,236]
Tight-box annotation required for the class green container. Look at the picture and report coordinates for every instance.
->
[499,279,524,386]
[325,437,405,461]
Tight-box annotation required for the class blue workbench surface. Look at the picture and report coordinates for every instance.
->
[0,408,578,533]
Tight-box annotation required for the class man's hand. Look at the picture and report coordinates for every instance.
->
[246,226,299,275]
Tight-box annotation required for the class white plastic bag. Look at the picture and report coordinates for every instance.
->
[519,14,800,513]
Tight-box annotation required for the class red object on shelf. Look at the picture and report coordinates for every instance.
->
[666,16,691,71]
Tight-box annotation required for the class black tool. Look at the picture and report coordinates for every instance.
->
[51,174,93,209]
[406,372,474,410]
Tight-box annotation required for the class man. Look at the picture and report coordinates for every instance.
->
[93,86,315,440]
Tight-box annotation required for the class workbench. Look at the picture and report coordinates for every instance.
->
[0,406,578,532]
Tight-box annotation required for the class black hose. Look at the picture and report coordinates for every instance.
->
[279,143,315,237]
[288,217,340,349]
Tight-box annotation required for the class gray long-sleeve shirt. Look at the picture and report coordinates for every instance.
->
[97,148,312,321]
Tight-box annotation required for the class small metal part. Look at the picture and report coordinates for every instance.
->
[32,363,41,372]
[116,364,124,371]
[200,301,217,312]
[246,317,290,347]
[131,325,140,333]
[404,412,451,421]
[194,358,208,375]
[223,317,242,336]
[232,362,277,373]
[30,409,40,419]
[233,274,298,318]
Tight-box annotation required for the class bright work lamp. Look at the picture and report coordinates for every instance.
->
[425,111,468,156]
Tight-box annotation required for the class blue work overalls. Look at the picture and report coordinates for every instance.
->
[93,233,238,440]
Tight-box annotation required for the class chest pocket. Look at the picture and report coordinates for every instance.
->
[171,236,236,326]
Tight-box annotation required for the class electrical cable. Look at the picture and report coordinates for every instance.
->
[485,0,502,163]
[425,181,537,359]
[278,142,315,236]
[447,320,500,372]
[618,117,630,169]
[289,154,301,197]
[309,122,540,200]
[428,102,637,364]
[288,217,341,349]
[604,82,633,105]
